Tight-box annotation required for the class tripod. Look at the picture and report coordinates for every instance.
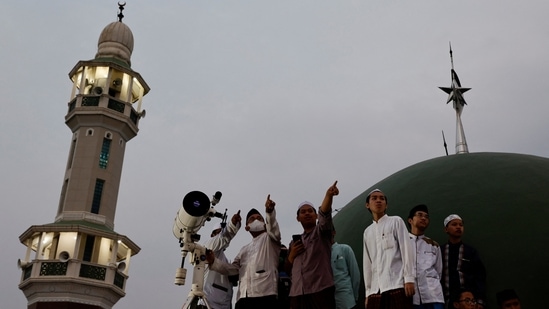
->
[178,241,212,309]
[182,287,211,309]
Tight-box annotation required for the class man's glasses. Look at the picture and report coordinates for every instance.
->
[414,213,430,219]
[459,298,477,305]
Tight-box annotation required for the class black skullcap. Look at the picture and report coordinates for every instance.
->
[246,208,261,223]
[408,204,429,220]
[496,289,519,306]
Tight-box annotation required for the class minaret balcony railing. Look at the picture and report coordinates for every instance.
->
[22,264,33,281]
[40,261,68,276]
[68,94,139,126]
[20,259,127,291]
[82,96,101,107]
[129,108,139,125]
[80,263,107,281]
[114,271,125,289]
[68,97,77,112]
[108,99,125,113]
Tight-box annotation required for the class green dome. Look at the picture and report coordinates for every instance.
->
[333,152,549,308]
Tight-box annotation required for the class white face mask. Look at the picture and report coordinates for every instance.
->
[248,219,265,232]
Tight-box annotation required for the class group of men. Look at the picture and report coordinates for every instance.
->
[363,189,522,309]
[205,181,345,309]
[363,188,487,309]
[199,184,521,309]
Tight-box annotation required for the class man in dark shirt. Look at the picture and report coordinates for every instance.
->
[286,181,339,309]
[441,214,486,308]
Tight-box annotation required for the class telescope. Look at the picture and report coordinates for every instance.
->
[173,190,226,309]
[173,191,225,243]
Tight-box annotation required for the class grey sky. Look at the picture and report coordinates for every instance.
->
[1,1,548,308]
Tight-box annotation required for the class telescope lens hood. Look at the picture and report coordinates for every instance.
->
[182,191,211,217]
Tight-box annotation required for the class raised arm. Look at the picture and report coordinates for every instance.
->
[319,180,339,214]
[205,210,241,252]
[265,194,281,242]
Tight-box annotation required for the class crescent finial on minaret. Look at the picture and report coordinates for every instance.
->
[117,2,126,22]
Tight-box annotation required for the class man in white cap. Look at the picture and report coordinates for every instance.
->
[363,189,415,309]
[286,180,339,309]
[441,214,486,309]
[207,195,281,309]
[202,211,242,309]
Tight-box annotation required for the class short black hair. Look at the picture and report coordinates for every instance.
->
[496,289,519,307]
[451,288,476,305]
[365,190,387,214]
[408,204,429,220]
[407,204,429,228]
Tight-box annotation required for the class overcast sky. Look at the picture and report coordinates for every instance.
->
[2,1,549,308]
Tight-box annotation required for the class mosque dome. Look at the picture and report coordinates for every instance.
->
[95,21,134,67]
[333,152,549,309]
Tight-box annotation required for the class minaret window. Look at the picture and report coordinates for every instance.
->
[57,179,69,214]
[71,65,146,103]
[67,135,77,169]
[84,66,109,96]
[99,137,112,169]
[83,235,96,262]
[91,179,105,214]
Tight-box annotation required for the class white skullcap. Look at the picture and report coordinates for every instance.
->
[367,189,382,197]
[298,201,314,210]
[444,214,462,227]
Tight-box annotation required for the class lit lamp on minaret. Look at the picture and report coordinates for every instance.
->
[439,43,471,154]
[17,3,150,309]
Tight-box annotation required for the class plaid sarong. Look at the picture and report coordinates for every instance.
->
[366,288,413,309]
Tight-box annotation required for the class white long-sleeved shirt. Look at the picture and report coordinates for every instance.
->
[409,233,444,305]
[210,209,281,302]
[363,215,415,297]
[202,221,240,309]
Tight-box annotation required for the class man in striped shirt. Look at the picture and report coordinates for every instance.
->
[441,214,486,309]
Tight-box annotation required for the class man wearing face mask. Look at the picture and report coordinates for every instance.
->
[207,194,281,309]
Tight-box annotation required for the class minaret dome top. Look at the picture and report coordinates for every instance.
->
[95,21,134,67]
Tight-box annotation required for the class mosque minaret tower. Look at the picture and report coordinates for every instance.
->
[17,4,150,309]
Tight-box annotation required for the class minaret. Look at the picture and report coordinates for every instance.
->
[439,44,471,154]
[17,4,150,309]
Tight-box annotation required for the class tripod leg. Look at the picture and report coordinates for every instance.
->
[182,294,212,309]
[181,294,197,309]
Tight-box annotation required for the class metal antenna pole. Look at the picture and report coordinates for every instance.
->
[442,130,449,156]
[439,43,471,154]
